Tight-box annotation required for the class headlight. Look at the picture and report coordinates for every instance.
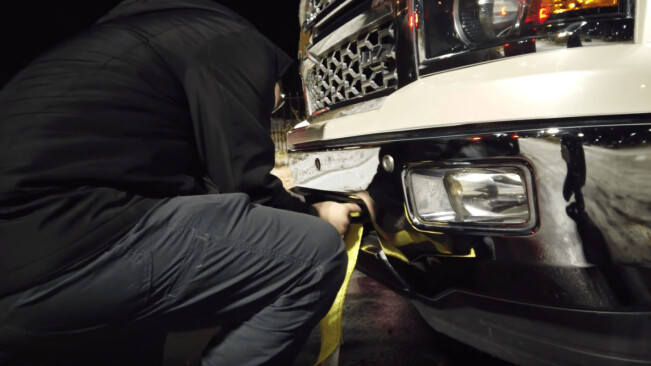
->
[455,0,528,45]
[402,160,537,233]
[419,0,631,64]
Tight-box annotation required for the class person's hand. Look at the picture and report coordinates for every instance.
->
[349,191,376,222]
[312,201,361,237]
[312,191,377,236]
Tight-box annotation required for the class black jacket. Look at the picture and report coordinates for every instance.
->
[0,0,315,296]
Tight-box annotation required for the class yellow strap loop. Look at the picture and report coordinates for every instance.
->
[315,223,364,366]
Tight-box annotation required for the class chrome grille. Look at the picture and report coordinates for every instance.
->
[306,0,338,22]
[304,22,397,113]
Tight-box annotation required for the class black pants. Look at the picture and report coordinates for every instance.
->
[0,194,347,365]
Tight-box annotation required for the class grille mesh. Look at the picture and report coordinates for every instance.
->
[305,22,397,112]
[307,0,338,20]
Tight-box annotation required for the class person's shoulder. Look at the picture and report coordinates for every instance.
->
[95,0,251,28]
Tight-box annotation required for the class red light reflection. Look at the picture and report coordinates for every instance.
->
[525,0,550,24]
[471,137,482,141]
[313,107,330,116]
[409,12,419,29]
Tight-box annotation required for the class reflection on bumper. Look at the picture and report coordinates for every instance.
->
[412,289,651,366]
[289,147,380,192]
[290,120,651,309]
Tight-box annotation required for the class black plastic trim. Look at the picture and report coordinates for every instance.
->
[355,245,651,365]
[410,290,651,366]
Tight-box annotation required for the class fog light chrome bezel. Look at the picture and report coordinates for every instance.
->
[402,159,538,234]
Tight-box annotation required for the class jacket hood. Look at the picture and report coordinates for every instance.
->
[96,0,247,26]
[96,0,293,85]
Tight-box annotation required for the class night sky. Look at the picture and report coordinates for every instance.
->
[0,0,304,92]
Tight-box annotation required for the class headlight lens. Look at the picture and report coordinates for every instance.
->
[403,161,536,233]
[455,0,527,44]
[420,0,631,66]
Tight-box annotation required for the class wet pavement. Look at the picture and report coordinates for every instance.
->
[293,271,513,366]
[164,271,514,366]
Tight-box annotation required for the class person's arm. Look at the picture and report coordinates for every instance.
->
[182,28,375,235]
[181,29,318,216]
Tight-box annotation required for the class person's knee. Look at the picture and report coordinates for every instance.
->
[307,219,347,290]
[309,218,346,263]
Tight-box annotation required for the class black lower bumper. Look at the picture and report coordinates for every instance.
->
[355,234,651,366]
[410,290,651,366]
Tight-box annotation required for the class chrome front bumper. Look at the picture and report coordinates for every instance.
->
[289,117,651,306]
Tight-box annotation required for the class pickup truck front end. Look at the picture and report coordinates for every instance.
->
[289,1,651,365]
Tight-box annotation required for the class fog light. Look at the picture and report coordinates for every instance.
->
[403,161,536,233]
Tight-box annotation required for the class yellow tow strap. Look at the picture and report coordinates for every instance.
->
[315,223,364,366]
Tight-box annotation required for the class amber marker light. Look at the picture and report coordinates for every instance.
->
[539,7,549,22]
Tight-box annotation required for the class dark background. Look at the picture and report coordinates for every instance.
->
[0,0,304,92]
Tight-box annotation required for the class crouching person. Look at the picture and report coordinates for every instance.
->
[0,1,363,365]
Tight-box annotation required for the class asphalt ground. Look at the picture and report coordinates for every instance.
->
[295,271,513,366]
[163,270,514,366]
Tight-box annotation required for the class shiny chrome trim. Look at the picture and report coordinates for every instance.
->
[289,115,651,151]
[300,2,396,115]
[305,96,387,124]
[316,0,359,28]
[304,0,340,28]
[305,2,393,61]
